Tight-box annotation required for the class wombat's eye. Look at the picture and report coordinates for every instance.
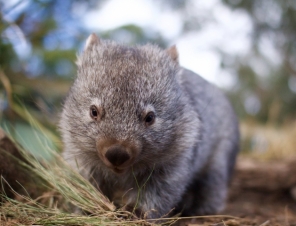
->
[90,105,98,120]
[144,112,155,126]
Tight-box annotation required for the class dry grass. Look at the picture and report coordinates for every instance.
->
[240,120,296,160]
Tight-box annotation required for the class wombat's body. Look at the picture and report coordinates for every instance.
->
[60,34,239,218]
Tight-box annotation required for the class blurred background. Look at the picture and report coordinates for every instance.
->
[0,0,295,159]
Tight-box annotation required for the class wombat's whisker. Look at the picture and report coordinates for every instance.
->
[66,129,96,141]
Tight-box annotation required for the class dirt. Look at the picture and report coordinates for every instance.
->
[179,157,296,226]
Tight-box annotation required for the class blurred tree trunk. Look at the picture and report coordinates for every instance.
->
[231,157,296,198]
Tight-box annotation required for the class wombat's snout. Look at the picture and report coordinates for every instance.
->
[97,138,140,172]
[105,146,130,167]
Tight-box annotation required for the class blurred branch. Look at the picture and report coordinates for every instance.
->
[2,0,25,15]
[0,69,12,107]
[1,13,27,45]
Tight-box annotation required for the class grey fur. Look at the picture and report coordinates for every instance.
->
[59,35,239,218]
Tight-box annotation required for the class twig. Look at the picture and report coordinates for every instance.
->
[259,220,270,226]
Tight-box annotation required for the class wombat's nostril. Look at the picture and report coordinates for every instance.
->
[105,147,130,167]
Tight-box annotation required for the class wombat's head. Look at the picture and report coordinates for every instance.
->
[60,34,199,174]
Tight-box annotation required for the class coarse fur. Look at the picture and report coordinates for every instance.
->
[60,34,240,218]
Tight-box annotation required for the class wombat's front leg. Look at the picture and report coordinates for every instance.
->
[132,170,190,219]
[136,186,183,219]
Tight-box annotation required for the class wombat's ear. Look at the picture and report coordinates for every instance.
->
[166,45,179,63]
[85,33,100,51]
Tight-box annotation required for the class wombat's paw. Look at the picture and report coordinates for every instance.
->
[120,205,163,220]
[119,204,143,219]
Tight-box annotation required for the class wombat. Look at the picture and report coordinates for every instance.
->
[60,33,239,218]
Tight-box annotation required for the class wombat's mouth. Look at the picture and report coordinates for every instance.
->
[112,166,129,174]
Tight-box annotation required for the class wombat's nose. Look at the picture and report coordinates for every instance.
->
[105,147,130,167]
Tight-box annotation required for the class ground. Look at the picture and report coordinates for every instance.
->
[179,156,296,226]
